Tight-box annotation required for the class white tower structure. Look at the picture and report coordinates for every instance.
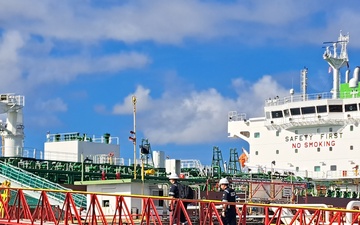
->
[0,94,25,157]
[323,32,350,99]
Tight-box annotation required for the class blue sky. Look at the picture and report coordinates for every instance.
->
[1,0,360,166]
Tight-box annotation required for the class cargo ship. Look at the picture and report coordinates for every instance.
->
[228,31,360,203]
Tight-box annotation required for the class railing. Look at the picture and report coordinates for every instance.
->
[0,93,25,107]
[265,92,333,106]
[264,91,360,107]
[0,187,359,225]
[0,161,86,208]
[46,132,119,145]
[228,111,247,121]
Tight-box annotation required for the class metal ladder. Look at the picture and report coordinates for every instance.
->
[0,161,86,208]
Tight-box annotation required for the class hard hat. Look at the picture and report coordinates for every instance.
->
[169,173,179,180]
[219,178,229,185]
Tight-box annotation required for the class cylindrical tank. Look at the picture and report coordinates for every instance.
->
[165,159,181,176]
[153,150,165,168]
[3,109,24,157]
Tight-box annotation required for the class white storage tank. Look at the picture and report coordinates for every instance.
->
[153,151,165,168]
[165,159,181,176]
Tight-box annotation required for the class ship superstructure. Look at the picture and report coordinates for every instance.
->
[228,32,360,180]
[0,93,25,157]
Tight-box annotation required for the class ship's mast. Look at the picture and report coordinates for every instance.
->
[300,67,308,101]
[323,32,349,99]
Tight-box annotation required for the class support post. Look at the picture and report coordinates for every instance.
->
[132,96,137,180]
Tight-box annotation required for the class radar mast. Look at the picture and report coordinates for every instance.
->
[323,31,350,99]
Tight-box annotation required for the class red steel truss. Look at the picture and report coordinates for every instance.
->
[0,187,359,225]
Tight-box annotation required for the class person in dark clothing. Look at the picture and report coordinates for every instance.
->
[168,173,189,224]
[219,178,236,225]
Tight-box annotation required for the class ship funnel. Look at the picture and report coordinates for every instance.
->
[349,66,360,88]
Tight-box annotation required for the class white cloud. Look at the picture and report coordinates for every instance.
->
[0,30,27,93]
[0,30,151,91]
[25,98,67,130]
[233,75,290,117]
[0,1,359,46]
[0,0,359,95]
[112,85,153,114]
[0,30,25,62]
[22,51,151,86]
[35,97,68,112]
[112,75,286,145]
[27,114,63,129]
[140,88,236,145]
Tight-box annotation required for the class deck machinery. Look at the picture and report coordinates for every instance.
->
[0,93,25,157]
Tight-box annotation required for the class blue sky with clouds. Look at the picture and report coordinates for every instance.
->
[1,0,360,165]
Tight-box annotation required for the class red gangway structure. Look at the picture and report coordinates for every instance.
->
[0,187,360,225]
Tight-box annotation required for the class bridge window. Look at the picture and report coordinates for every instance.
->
[316,105,327,113]
[330,165,337,171]
[255,151,258,155]
[350,125,354,131]
[329,147,332,151]
[329,105,343,112]
[240,131,250,138]
[295,149,298,153]
[317,128,320,133]
[317,148,320,152]
[350,145,354,150]
[290,108,301,115]
[329,127,332,132]
[283,109,290,117]
[276,130,280,136]
[301,106,316,114]
[276,150,279,154]
[271,110,283,118]
[295,130,298,134]
[314,166,320,172]
[345,103,357,112]
[102,200,110,207]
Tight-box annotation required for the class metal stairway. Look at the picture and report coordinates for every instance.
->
[228,148,240,175]
[0,161,86,208]
[211,146,224,178]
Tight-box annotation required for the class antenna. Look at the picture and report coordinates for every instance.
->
[323,40,347,44]
[300,67,308,101]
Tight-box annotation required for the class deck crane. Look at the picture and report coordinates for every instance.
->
[0,93,25,157]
